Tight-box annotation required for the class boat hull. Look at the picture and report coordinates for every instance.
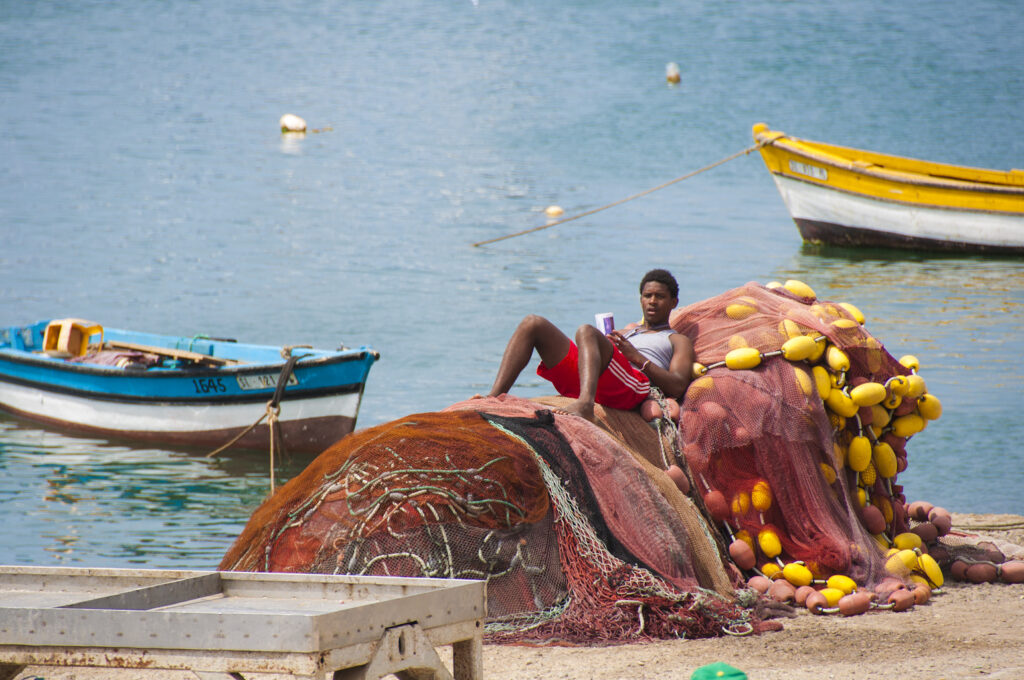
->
[0,379,362,454]
[0,323,378,455]
[772,174,1024,255]
[753,123,1024,254]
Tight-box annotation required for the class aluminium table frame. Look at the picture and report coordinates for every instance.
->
[0,566,485,680]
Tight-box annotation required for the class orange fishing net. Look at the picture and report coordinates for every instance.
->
[220,400,760,643]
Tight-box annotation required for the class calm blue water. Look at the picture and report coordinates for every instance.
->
[2,1,1022,569]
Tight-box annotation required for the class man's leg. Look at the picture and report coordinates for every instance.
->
[563,324,614,422]
[487,315,572,397]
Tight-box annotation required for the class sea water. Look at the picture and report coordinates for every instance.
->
[1,0,1022,568]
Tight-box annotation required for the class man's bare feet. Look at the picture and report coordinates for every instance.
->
[562,399,596,422]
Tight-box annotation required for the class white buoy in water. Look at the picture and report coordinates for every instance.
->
[279,113,307,133]
[545,205,564,218]
[665,62,681,84]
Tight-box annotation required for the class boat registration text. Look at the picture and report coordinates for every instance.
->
[236,372,300,391]
[788,160,828,181]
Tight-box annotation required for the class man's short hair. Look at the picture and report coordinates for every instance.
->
[639,269,678,298]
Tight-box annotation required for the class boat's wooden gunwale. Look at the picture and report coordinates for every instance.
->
[791,138,1024,187]
[765,136,1024,196]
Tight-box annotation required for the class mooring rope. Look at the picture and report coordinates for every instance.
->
[472,139,775,247]
[205,351,306,495]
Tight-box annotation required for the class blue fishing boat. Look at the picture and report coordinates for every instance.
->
[0,319,379,454]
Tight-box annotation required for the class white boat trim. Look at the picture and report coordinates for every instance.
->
[772,174,1024,249]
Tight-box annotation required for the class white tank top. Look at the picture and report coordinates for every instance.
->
[624,328,675,370]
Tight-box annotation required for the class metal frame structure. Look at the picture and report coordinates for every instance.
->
[0,566,485,680]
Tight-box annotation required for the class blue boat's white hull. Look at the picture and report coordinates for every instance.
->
[0,321,378,454]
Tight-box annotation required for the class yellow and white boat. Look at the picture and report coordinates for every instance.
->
[752,123,1024,254]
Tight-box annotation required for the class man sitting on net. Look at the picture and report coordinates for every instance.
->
[486,269,694,421]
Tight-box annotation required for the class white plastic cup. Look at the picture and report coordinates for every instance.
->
[594,313,614,335]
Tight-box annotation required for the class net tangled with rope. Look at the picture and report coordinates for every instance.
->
[221,278,1022,639]
[220,397,761,644]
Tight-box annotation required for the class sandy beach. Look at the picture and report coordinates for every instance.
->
[12,513,1023,680]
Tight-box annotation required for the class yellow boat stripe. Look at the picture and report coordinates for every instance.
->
[755,136,1024,213]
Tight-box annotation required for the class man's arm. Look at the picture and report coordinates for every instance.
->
[609,331,694,400]
[648,333,693,400]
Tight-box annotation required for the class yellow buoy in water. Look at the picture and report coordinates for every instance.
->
[665,62,681,84]
[544,205,564,218]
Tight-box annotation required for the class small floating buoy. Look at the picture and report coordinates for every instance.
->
[544,205,564,218]
[279,113,307,133]
[665,62,680,84]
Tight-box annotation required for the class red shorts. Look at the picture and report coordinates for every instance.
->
[536,341,650,410]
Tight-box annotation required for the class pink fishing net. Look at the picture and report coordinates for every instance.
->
[221,279,963,642]
[671,281,917,587]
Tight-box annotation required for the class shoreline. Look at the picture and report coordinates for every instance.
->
[15,512,1024,680]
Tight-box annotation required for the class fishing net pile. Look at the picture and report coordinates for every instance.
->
[219,397,761,643]
[671,282,921,592]
[221,279,1020,643]
[671,280,1023,606]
